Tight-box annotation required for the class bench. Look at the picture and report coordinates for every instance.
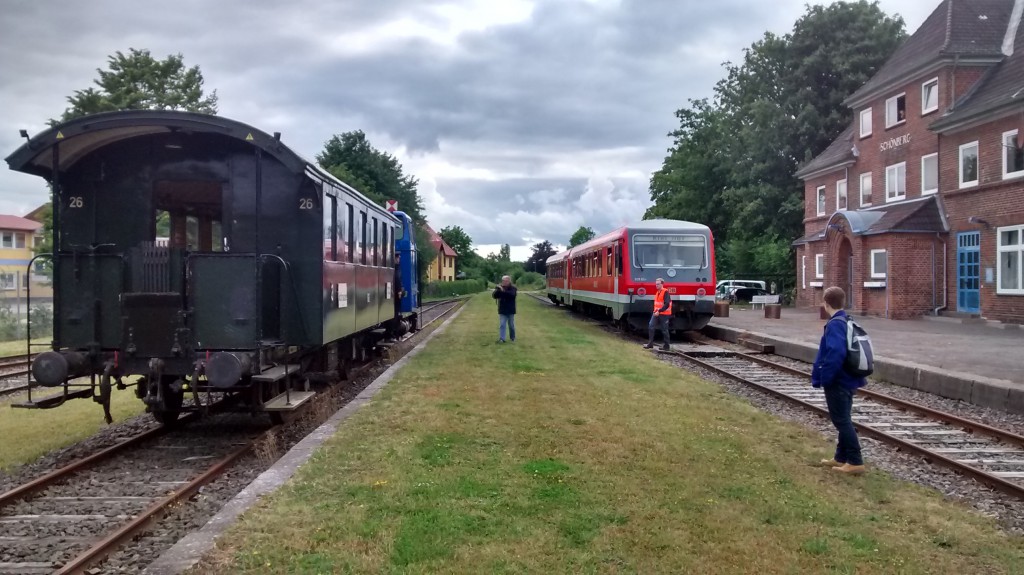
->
[750,294,780,309]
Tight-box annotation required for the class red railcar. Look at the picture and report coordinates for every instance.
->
[545,219,716,331]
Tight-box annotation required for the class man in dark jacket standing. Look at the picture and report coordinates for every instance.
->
[812,286,867,475]
[492,275,517,343]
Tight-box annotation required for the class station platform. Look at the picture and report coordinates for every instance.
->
[704,306,1024,414]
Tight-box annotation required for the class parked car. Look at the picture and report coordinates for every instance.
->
[728,287,770,303]
[716,279,766,300]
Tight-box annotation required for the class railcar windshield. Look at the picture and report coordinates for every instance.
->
[631,234,707,269]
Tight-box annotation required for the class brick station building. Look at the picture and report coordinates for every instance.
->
[794,0,1024,323]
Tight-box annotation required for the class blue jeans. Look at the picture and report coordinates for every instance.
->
[648,314,670,345]
[499,314,516,342]
[823,384,863,465]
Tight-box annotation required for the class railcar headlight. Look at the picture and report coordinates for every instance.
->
[697,288,706,297]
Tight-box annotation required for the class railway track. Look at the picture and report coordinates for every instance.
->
[676,350,1024,499]
[0,416,268,574]
[0,354,33,382]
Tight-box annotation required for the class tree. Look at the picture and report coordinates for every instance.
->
[646,1,905,279]
[439,225,474,273]
[524,241,558,274]
[568,226,595,248]
[55,48,218,123]
[317,131,425,224]
[498,244,511,262]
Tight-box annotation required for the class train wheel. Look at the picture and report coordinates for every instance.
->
[152,378,185,427]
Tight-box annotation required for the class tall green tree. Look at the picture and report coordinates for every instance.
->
[568,226,595,248]
[55,48,218,123]
[439,225,474,273]
[647,1,905,279]
[317,130,425,224]
[525,240,558,274]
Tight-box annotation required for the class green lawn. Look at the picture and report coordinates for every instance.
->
[0,386,146,471]
[0,338,49,358]
[200,294,1024,574]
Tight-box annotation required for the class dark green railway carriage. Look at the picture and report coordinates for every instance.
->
[5,110,406,424]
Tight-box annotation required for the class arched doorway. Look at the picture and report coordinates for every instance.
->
[837,237,853,309]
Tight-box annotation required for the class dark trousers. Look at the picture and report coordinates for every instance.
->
[648,314,670,345]
[823,384,863,465]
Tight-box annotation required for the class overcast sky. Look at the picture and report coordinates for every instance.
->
[0,0,931,260]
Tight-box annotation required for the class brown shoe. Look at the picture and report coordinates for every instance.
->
[831,463,866,475]
[820,458,841,467]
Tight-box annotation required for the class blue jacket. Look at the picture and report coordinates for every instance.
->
[492,285,517,315]
[811,310,867,390]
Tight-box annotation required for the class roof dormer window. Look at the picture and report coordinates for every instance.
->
[885,93,906,128]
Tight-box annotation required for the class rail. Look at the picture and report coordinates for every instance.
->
[676,351,1024,500]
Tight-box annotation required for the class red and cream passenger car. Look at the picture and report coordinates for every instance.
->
[545,219,717,331]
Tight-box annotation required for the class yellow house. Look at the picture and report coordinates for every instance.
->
[424,224,457,282]
[0,214,52,302]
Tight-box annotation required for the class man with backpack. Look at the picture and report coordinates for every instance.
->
[812,286,868,475]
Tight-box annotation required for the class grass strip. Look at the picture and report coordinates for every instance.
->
[0,387,145,471]
[202,295,1024,574]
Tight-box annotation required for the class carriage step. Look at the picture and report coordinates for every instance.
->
[11,388,93,409]
[263,390,316,411]
[252,364,301,383]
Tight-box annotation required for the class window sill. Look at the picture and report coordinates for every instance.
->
[921,107,938,116]
[859,132,872,139]
[885,120,906,130]
[885,195,906,203]
[959,181,979,189]
[1003,171,1024,181]
[922,189,938,196]
[995,290,1024,296]
[864,281,887,288]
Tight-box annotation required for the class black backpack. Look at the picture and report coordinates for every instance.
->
[830,316,874,377]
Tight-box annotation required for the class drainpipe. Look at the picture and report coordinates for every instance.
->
[885,245,890,319]
[933,233,948,315]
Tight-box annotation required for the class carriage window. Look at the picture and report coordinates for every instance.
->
[346,204,354,263]
[372,218,379,266]
[323,196,336,261]
[632,234,707,269]
[360,212,367,265]
[607,248,612,276]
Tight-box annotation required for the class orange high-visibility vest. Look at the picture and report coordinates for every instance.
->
[654,288,672,315]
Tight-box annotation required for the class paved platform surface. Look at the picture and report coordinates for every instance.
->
[709,307,1023,386]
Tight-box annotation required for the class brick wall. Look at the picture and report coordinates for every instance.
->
[939,115,1024,324]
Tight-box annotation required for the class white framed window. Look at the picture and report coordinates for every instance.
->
[1003,130,1024,179]
[997,224,1024,294]
[860,172,872,207]
[0,232,12,248]
[886,162,906,202]
[870,249,887,278]
[959,141,979,188]
[0,273,14,290]
[885,93,906,127]
[816,185,826,216]
[921,153,938,195]
[859,108,872,138]
[815,254,824,278]
[921,78,938,115]
[836,179,847,211]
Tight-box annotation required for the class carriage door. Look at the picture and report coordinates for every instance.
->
[957,232,980,314]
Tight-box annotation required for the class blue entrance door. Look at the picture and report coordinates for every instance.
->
[957,232,980,313]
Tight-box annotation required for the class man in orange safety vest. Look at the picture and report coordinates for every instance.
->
[643,278,672,351]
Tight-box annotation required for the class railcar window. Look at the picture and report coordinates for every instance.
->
[346,204,354,263]
[372,218,379,266]
[632,234,707,269]
[323,196,336,261]
[360,212,367,265]
[607,248,612,276]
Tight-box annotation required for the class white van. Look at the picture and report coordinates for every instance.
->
[716,279,766,299]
